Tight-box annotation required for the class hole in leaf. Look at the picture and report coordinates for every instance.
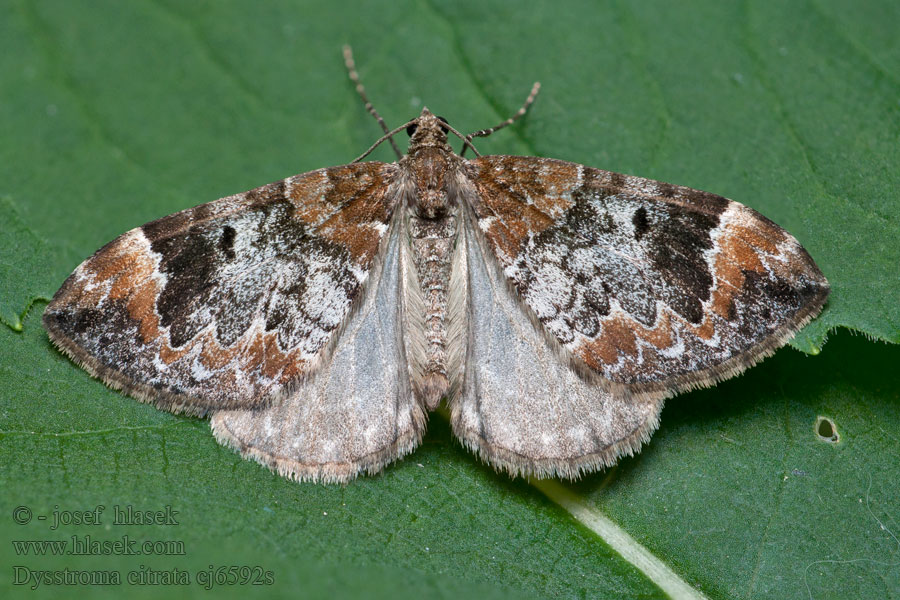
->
[815,416,839,443]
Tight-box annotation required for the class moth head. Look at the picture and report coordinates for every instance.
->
[406,108,450,150]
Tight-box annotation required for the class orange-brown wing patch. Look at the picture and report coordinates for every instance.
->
[467,156,578,262]
[289,163,396,264]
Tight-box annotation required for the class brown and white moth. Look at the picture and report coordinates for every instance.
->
[43,47,829,483]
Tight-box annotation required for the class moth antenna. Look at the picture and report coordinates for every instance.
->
[461,81,540,157]
[443,121,482,157]
[351,120,416,163]
[343,45,403,160]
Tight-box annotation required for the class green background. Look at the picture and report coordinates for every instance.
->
[1,1,898,598]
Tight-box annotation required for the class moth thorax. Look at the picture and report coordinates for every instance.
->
[408,146,459,219]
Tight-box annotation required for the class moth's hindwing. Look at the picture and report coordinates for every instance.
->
[43,162,399,415]
[466,155,829,397]
[211,222,425,483]
[452,212,665,479]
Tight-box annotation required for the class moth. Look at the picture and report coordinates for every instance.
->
[43,47,829,483]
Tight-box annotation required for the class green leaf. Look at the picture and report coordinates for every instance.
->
[0,197,57,331]
[2,0,898,598]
